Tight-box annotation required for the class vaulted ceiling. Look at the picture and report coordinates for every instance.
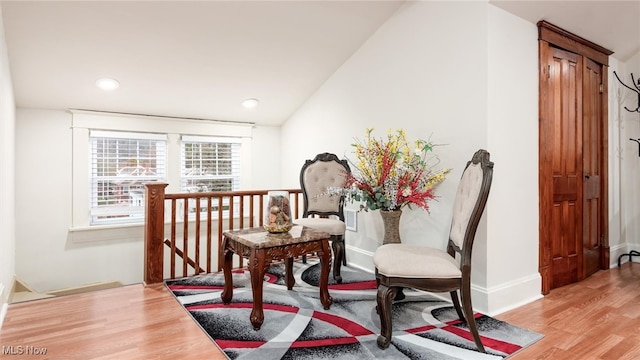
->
[2,1,638,126]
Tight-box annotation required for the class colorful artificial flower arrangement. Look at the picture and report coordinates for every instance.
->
[342,128,450,212]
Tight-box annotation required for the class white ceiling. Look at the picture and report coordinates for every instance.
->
[2,1,639,126]
[490,0,640,62]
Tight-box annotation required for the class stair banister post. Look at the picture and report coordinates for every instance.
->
[144,182,169,285]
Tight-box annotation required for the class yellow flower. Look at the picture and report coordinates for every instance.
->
[343,128,449,211]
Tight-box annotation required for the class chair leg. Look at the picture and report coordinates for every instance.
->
[450,290,465,321]
[376,283,397,349]
[331,235,344,284]
[461,281,485,353]
[342,246,347,266]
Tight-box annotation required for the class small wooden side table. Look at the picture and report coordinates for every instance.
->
[221,225,333,330]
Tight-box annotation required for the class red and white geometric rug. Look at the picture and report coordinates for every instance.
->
[166,260,542,360]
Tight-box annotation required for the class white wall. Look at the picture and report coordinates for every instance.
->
[14,108,281,292]
[617,51,640,261]
[484,5,541,313]
[0,4,15,325]
[608,56,624,264]
[281,1,541,315]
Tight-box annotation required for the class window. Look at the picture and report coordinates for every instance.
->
[181,135,241,215]
[70,110,253,230]
[90,130,166,225]
[181,135,240,193]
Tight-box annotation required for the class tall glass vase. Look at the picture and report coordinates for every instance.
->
[380,209,402,245]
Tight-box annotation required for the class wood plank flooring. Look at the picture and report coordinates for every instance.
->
[0,283,227,359]
[497,262,640,359]
[1,263,639,359]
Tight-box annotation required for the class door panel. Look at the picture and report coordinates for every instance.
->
[548,46,583,290]
[583,58,603,277]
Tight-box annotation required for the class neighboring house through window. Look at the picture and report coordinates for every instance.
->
[181,135,240,193]
[181,135,242,216]
[90,130,167,225]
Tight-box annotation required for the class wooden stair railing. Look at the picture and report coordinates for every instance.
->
[143,183,303,285]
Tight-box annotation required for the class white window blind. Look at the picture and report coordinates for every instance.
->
[90,130,167,225]
[180,135,241,192]
[181,135,241,216]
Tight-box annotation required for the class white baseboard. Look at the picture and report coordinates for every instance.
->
[612,242,640,267]
[344,245,375,274]
[474,272,543,316]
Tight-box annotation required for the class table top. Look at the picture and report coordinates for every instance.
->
[223,225,330,249]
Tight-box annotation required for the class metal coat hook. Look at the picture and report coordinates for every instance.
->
[614,71,640,113]
[630,138,640,157]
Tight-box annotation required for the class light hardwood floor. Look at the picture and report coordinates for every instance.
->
[0,283,227,359]
[497,262,640,359]
[1,263,639,359]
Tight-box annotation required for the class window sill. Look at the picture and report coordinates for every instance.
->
[68,223,144,243]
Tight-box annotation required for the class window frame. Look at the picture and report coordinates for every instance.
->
[70,110,253,231]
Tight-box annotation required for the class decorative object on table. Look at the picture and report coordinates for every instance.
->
[263,191,293,233]
[166,258,542,359]
[373,149,494,353]
[335,128,450,244]
[293,153,351,283]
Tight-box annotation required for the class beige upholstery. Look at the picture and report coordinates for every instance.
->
[300,160,348,213]
[372,149,493,353]
[293,217,346,236]
[373,244,461,279]
[449,162,483,249]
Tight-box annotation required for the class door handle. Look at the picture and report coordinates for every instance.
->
[584,174,591,180]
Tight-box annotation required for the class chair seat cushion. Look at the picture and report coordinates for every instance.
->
[293,218,346,236]
[373,244,461,279]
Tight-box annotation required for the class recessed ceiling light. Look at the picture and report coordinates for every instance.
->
[96,78,120,91]
[241,98,259,109]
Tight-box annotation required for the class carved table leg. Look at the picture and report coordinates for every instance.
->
[221,238,235,304]
[249,249,267,330]
[318,239,333,310]
[285,257,295,290]
[376,283,397,349]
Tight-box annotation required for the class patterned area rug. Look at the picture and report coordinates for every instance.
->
[166,260,542,360]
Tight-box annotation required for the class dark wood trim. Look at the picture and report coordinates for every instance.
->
[537,20,613,66]
[538,40,552,295]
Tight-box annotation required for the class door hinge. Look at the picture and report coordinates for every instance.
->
[599,83,604,93]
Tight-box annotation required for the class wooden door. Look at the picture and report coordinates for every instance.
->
[582,58,607,277]
[543,46,583,290]
[538,21,611,294]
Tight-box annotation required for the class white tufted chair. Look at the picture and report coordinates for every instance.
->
[294,153,351,283]
[373,149,494,352]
